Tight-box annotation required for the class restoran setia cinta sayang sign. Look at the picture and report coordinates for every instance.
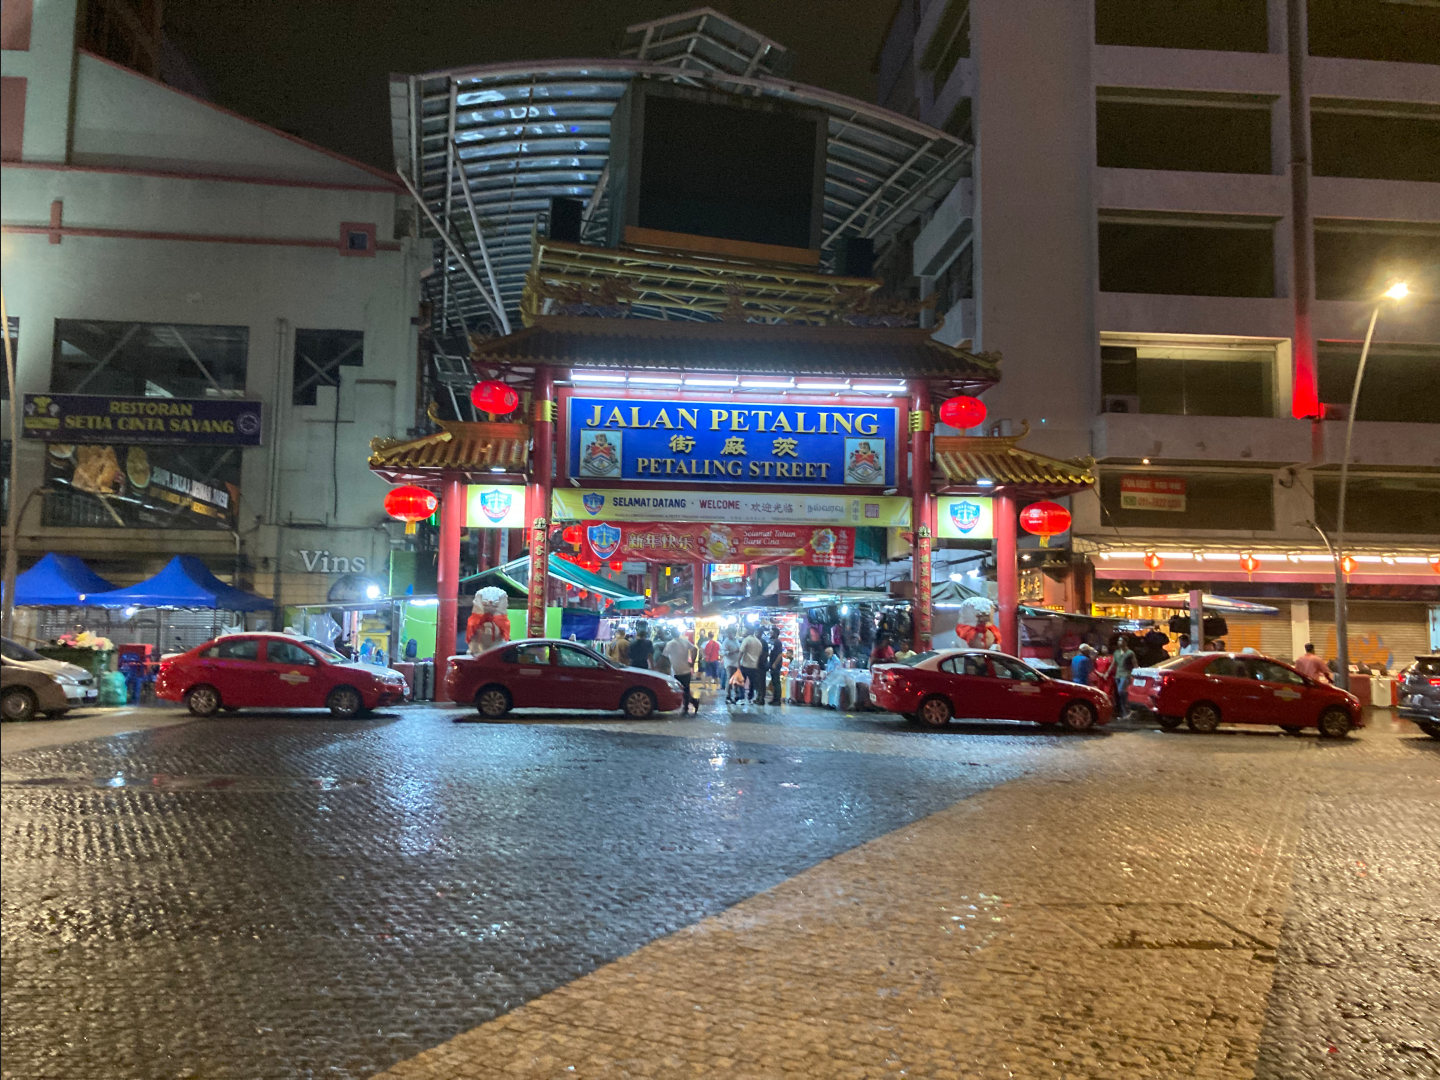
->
[563,393,900,487]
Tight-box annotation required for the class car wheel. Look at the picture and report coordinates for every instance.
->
[185,685,221,717]
[1,687,39,722]
[1186,701,1221,734]
[621,688,657,719]
[1317,707,1353,740]
[1158,714,1183,730]
[916,695,953,727]
[327,686,363,719]
[475,686,512,719]
[1060,700,1096,732]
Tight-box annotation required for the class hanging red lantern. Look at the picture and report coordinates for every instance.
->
[1018,501,1071,548]
[1143,551,1163,572]
[609,560,624,572]
[1239,552,1260,575]
[470,380,519,414]
[1340,554,1357,575]
[938,395,987,430]
[384,485,438,534]
[561,524,582,547]
[578,589,589,599]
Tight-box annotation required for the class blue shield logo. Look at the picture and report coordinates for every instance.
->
[582,492,605,515]
[950,500,981,534]
[587,522,623,561]
[478,488,513,524]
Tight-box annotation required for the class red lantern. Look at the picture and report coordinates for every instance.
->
[578,589,588,599]
[938,395,987,430]
[384,485,438,534]
[1143,551,1163,572]
[470,380,519,415]
[1341,554,1357,575]
[561,524,582,547]
[1429,554,1440,575]
[609,560,624,572]
[1018,501,1071,548]
[1239,553,1260,574]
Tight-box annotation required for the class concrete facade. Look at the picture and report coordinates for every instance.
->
[880,0,1440,647]
[2,5,421,611]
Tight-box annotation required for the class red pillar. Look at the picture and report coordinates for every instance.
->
[693,564,706,613]
[435,470,465,700]
[996,491,1018,654]
[526,365,556,637]
[908,380,934,652]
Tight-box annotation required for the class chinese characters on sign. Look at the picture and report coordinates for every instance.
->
[566,396,899,487]
[551,488,911,527]
[1120,475,1187,512]
[578,522,854,567]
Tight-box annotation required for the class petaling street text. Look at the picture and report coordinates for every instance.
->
[584,404,881,435]
[634,458,832,478]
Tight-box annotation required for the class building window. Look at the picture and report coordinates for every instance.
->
[41,443,241,531]
[1318,343,1440,424]
[1308,0,1440,65]
[1094,0,1268,53]
[293,329,363,407]
[1099,471,1274,531]
[1102,342,1275,417]
[1099,214,1275,297]
[1312,103,1440,184]
[1313,221,1439,302]
[920,1,969,100]
[1096,91,1272,175]
[52,321,248,399]
[1313,475,1440,536]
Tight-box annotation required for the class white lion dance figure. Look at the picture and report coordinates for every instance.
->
[957,595,1001,650]
[466,586,512,655]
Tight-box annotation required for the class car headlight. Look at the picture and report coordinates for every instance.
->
[54,673,81,686]
[666,678,681,691]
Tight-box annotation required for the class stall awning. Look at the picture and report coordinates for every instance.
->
[934,425,1094,491]
[1118,593,1281,615]
[85,556,272,611]
[485,555,647,603]
[2,553,118,606]
[368,413,529,483]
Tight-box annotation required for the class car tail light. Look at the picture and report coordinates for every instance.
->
[1429,677,1440,687]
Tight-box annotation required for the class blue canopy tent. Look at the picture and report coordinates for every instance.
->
[2,553,118,606]
[85,556,271,612]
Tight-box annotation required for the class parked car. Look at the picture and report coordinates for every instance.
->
[1126,652,1362,737]
[1,637,99,720]
[446,639,685,719]
[1396,654,1440,739]
[870,648,1113,732]
[155,633,406,718]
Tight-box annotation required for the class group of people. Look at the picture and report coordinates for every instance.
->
[604,626,704,713]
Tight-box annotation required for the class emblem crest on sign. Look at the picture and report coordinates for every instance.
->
[582,492,605,515]
[587,522,623,561]
[950,500,981,534]
[478,488,513,524]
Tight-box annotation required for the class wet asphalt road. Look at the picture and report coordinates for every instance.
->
[2,703,1437,1080]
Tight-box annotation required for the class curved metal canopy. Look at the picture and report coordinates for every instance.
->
[391,12,970,340]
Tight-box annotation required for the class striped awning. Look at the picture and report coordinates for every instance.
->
[934,428,1094,491]
[368,416,528,482]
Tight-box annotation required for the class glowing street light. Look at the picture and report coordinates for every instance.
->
[1332,280,1410,691]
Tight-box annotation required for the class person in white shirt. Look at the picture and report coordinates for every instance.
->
[663,634,700,714]
[738,630,764,704]
[721,630,743,703]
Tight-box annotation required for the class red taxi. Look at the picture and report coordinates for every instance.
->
[446,639,685,719]
[1126,652,1362,737]
[156,633,407,718]
[871,649,1113,732]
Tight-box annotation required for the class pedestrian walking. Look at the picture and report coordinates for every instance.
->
[722,628,743,703]
[1070,644,1095,686]
[702,632,721,686]
[1112,636,1136,710]
[768,641,787,705]
[629,629,653,670]
[739,627,764,704]
[1294,643,1331,683]
[663,633,701,714]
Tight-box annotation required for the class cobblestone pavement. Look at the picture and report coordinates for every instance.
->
[2,700,1436,1079]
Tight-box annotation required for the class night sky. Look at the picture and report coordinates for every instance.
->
[161,0,896,170]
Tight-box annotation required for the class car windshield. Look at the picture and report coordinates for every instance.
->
[2,638,45,662]
[1155,655,1200,670]
[296,638,346,663]
[892,650,941,666]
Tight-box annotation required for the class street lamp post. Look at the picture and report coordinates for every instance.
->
[1331,281,1408,692]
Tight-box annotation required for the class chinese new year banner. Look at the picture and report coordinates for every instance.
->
[579,521,854,567]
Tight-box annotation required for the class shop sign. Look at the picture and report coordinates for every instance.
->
[42,443,238,529]
[578,521,854,567]
[22,393,263,446]
[553,487,910,527]
[936,496,994,540]
[465,485,527,529]
[291,551,370,574]
[564,396,899,487]
[1120,475,1187,512]
[711,563,747,580]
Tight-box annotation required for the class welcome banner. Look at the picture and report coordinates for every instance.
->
[578,521,854,567]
